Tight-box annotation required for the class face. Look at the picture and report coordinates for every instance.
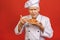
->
[28,6,40,19]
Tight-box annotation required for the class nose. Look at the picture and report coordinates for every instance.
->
[32,10,34,13]
[32,10,35,13]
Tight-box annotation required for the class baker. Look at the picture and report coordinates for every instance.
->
[14,0,53,40]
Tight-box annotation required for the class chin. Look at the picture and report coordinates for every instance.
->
[32,16,37,19]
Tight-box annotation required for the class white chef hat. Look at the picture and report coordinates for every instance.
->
[24,0,40,8]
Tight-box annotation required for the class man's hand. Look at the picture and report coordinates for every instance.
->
[28,19,44,32]
[20,15,28,25]
[35,22,44,32]
[18,15,28,32]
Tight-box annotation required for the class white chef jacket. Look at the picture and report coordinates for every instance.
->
[14,14,53,40]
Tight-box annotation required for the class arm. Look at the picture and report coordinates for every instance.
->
[40,18,53,38]
[14,21,24,35]
[18,21,24,32]
[14,15,28,35]
[36,22,44,32]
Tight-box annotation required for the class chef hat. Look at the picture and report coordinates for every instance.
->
[24,0,40,8]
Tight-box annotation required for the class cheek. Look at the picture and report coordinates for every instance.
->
[34,11,38,14]
[29,10,32,13]
[35,11,38,13]
[29,11,33,15]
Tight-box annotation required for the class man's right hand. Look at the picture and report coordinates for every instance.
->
[20,15,28,25]
[18,15,28,32]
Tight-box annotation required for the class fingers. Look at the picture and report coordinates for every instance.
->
[20,15,22,18]
[20,15,28,24]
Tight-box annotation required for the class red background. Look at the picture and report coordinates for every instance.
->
[0,0,60,40]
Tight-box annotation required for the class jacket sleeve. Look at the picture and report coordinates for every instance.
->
[14,16,29,35]
[41,18,53,38]
[14,21,24,35]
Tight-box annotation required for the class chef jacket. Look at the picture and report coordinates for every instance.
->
[14,14,53,40]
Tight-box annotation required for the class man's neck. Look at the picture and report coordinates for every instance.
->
[32,14,39,19]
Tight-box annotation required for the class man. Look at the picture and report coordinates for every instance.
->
[14,0,53,40]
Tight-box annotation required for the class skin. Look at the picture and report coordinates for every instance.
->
[28,6,40,19]
[18,6,44,32]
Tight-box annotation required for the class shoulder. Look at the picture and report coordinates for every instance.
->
[40,15,50,21]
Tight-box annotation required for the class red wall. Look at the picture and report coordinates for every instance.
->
[0,0,60,40]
